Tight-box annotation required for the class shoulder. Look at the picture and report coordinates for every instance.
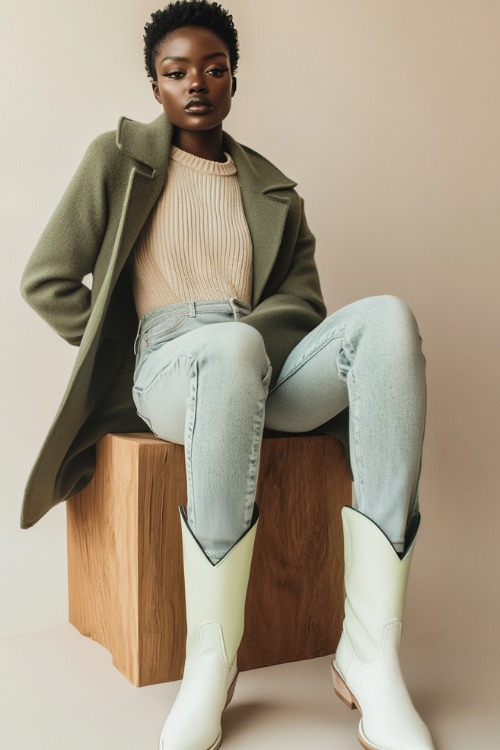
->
[79,114,169,162]
[233,140,296,183]
[74,114,172,186]
[223,132,298,194]
[74,128,122,182]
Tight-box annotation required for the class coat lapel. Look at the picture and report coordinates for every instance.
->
[224,134,297,305]
[110,115,173,284]
[117,113,173,172]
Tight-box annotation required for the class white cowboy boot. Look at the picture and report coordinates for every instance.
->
[331,507,434,750]
[159,505,259,750]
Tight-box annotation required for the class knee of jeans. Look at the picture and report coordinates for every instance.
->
[199,323,270,376]
[369,295,421,342]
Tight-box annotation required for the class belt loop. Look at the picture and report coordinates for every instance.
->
[189,302,196,317]
[229,297,239,320]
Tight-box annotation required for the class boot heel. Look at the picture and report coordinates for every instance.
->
[331,662,358,710]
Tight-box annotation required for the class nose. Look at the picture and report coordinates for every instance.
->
[188,74,208,94]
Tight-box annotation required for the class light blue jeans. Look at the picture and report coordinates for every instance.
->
[132,296,426,562]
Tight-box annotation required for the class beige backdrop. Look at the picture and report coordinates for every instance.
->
[2,0,499,652]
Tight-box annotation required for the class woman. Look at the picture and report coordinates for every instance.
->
[20,2,434,749]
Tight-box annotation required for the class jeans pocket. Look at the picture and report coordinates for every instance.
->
[134,313,189,383]
[144,313,189,348]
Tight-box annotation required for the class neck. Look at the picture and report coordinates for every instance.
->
[172,126,225,162]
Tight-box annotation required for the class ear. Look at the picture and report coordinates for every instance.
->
[151,81,161,104]
[231,76,237,97]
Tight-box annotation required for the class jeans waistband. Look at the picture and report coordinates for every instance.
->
[135,298,252,351]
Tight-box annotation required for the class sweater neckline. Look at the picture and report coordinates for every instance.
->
[169,145,237,176]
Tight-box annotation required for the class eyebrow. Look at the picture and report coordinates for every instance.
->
[160,51,228,64]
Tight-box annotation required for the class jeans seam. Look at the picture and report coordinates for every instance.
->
[337,331,367,514]
[349,369,366,512]
[185,356,199,530]
[242,361,272,528]
[269,327,346,394]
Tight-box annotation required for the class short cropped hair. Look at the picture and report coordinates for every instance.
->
[144,1,239,79]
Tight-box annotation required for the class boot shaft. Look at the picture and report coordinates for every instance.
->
[179,505,259,663]
[341,507,419,662]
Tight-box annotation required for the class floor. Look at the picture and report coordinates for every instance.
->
[1,617,498,750]
[2,501,497,750]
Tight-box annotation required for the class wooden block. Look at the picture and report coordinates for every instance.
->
[67,433,350,687]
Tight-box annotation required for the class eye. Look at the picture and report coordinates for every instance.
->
[163,70,184,79]
[208,66,228,77]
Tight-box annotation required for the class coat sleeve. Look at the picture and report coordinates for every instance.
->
[20,136,110,346]
[241,197,327,387]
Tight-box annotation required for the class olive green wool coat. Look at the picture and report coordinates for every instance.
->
[20,114,348,529]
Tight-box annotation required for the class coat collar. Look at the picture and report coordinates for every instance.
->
[116,114,172,173]
[115,114,297,304]
[116,114,296,192]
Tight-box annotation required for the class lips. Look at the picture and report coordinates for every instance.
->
[185,96,213,113]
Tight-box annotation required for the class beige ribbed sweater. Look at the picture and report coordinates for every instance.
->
[131,145,253,318]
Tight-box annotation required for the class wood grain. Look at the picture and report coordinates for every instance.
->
[67,433,350,686]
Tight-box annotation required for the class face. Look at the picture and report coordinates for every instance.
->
[152,26,236,135]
